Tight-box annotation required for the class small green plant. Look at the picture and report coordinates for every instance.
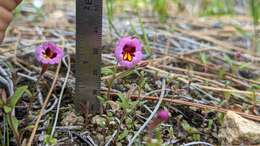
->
[249,0,260,53]
[117,93,134,112]
[202,0,235,16]
[199,53,209,65]
[181,120,200,141]
[44,135,57,146]
[151,0,168,22]
[117,129,129,141]
[0,86,31,146]
[129,20,152,57]
[139,18,152,57]
[147,129,164,146]
[199,53,209,72]
[137,71,147,97]
[248,88,258,109]
[105,0,121,37]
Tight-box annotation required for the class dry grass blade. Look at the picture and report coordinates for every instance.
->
[128,95,260,122]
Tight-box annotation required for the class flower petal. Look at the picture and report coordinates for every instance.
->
[131,38,142,52]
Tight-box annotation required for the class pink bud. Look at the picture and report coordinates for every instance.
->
[157,110,169,122]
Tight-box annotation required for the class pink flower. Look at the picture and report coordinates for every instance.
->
[114,37,143,69]
[157,110,170,123]
[35,42,64,65]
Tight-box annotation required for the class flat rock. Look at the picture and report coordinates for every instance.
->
[219,111,260,145]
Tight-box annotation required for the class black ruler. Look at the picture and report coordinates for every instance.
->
[76,0,102,113]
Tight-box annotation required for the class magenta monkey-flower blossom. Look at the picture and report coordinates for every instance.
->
[35,42,64,65]
[114,37,143,69]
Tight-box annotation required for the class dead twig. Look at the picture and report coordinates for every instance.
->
[51,55,71,136]
[128,95,260,122]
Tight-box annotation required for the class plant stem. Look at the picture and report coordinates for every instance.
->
[250,0,259,53]
[106,65,118,99]
[147,118,161,142]
[36,64,48,85]
[106,81,113,99]
[29,64,48,110]
[7,113,21,146]
[0,126,3,146]
[6,116,9,146]
[3,115,7,146]
[253,24,257,53]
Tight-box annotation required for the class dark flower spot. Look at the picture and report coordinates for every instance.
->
[43,48,57,59]
[122,44,136,62]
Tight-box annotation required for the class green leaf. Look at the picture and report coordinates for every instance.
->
[250,0,260,25]
[97,96,107,104]
[139,18,152,57]
[233,25,252,38]
[152,0,168,22]
[25,125,35,130]
[192,133,201,141]
[101,67,114,76]
[223,54,233,65]
[181,120,199,134]
[257,39,260,53]
[6,114,20,134]
[217,67,226,79]
[208,119,213,129]
[224,91,231,100]
[44,135,57,146]
[0,99,4,108]
[129,20,152,57]
[106,0,114,19]
[249,89,257,104]
[8,86,29,108]
[117,129,128,141]
[217,112,225,125]
[199,53,208,65]
[117,93,129,109]
[203,0,234,16]
[252,84,260,90]
[117,70,134,80]
[9,116,19,131]
[96,116,106,128]
[239,62,252,70]
[181,120,200,141]
[3,105,12,113]
[169,126,175,139]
